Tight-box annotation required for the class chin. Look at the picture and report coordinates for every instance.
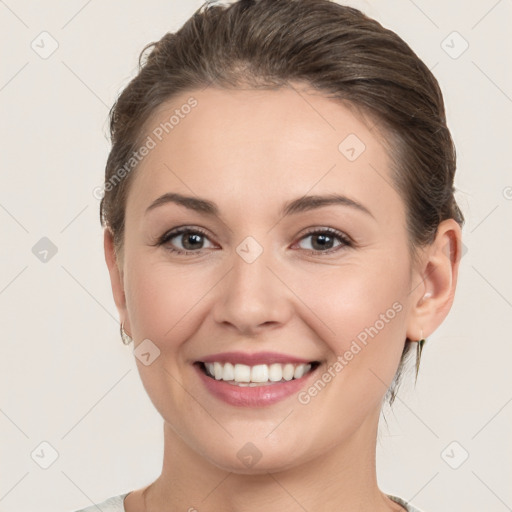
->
[197,437,310,476]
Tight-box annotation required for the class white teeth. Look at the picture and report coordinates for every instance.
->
[234,363,251,382]
[294,365,306,379]
[282,363,295,381]
[203,361,314,384]
[268,363,283,382]
[214,362,223,380]
[223,362,234,381]
[251,364,269,383]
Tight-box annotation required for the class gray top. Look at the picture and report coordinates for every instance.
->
[72,492,423,511]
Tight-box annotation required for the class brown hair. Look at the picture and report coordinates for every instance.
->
[100,0,464,403]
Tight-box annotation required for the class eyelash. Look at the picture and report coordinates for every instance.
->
[154,226,353,256]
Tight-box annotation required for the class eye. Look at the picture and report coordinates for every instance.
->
[154,226,352,256]
[295,228,352,253]
[156,226,216,254]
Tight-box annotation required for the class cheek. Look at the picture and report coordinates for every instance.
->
[287,261,410,430]
[123,254,215,345]
[122,256,216,416]
[290,257,410,371]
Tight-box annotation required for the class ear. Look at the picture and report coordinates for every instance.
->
[406,218,463,341]
[104,228,129,326]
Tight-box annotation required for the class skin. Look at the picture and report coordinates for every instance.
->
[104,83,462,512]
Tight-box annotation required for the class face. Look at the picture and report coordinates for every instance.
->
[114,84,421,473]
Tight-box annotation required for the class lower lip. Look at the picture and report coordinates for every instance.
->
[194,364,317,407]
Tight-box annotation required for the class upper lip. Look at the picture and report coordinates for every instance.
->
[197,351,318,365]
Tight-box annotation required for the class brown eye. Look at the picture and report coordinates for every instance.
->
[158,227,215,254]
[179,232,206,250]
[296,228,351,253]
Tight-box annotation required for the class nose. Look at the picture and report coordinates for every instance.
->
[212,246,294,336]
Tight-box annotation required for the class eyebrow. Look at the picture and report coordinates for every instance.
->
[282,193,374,219]
[145,193,218,216]
[145,192,374,219]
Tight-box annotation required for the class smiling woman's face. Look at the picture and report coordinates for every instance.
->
[108,83,429,473]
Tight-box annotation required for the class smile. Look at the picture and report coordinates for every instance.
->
[194,352,321,406]
[200,361,319,386]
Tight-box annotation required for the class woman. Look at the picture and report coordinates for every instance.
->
[75,0,464,510]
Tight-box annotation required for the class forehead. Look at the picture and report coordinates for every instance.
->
[127,84,403,224]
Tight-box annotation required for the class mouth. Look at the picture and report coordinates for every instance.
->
[195,360,321,387]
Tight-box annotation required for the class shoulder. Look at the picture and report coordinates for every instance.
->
[388,494,425,512]
[70,492,130,512]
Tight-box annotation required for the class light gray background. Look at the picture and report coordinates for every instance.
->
[1,1,511,511]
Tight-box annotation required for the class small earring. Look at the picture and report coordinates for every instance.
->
[120,322,133,345]
[415,329,426,383]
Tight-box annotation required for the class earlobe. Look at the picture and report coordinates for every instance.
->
[406,219,462,340]
[103,228,127,317]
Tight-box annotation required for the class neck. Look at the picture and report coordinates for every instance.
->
[142,407,399,512]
